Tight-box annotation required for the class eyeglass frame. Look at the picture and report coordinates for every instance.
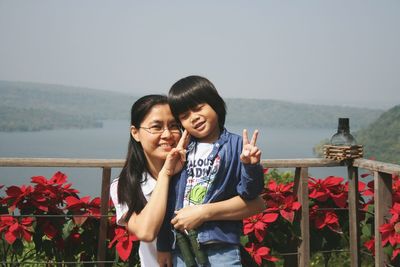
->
[139,125,182,135]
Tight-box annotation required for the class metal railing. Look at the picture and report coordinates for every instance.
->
[1,157,399,266]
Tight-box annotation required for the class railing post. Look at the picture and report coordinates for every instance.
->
[374,171,392,267]
[347,164,361,267]
[294,167,310,267]
[97,167,112,267]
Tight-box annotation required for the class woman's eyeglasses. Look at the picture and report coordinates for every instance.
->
[139,125,182,135]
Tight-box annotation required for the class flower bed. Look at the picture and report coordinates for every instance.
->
[1,170,399,266]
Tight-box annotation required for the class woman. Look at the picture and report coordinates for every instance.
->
[110,95,265,267]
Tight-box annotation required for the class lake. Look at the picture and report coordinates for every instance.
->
[0,120,349,197]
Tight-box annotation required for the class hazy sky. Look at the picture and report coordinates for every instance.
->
[1,1,399,108]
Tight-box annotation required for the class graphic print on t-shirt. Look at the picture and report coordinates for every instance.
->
[184,143,220,206]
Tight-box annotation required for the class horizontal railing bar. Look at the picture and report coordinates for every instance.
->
[0,214,113,218]
[0,261,117,264]
[0,157,342,168]
[0,157,124,168]
[1,158,398,173]
[261,158,342,168]
[353,158,400,175]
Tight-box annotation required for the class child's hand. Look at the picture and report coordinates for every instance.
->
[171,205,206,231]
[240,129,261,164]
[157,251,172,267]
[160,130,190,176]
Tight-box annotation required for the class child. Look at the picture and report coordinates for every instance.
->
[157,75,264,266]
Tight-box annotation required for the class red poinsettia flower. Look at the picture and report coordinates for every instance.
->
[65,195,101,225]
[364,238,375,255]
[108,227,138,261]
[243,213,279,242]
[309,176,345,205]
[380,222,400,247]
[389,203,400,223]
[380,203,400,249]
[31,172,79,210]
[0,216,34,244]
[310,205,342,233]
[392,175,400,204]
[266,195,301,223]
[264,180,293,198]
[244,242,279,265]
[2,185,33,212]
[40,220,58,239]
[392,248,400,260]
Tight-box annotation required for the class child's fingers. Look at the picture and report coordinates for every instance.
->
[182,130,190,148]
[242,129,249,146]
[249,146,259,156]
[250,129,259,146]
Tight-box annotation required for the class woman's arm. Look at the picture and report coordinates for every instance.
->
[125,168,172,242]
[126,132,189,241]
[171,196,265,231]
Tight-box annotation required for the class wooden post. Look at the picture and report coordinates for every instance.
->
[294,167,310,267]
[374,171,392,267]
[347,164,361,267]
[97,167,112,267]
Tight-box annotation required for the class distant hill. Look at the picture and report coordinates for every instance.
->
[0,81,138,131]
[0,80,384,132]
[355,105,400,164]
[225,98,382,129]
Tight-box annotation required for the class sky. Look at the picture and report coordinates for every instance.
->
[0,1,399,109]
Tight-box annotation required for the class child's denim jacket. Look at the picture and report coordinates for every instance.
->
[157,128,264,252]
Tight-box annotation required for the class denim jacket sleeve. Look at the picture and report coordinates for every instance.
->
[237,162,264,200]
[156,213,174,252]
[156,173,179,252]
[235,134,265,200]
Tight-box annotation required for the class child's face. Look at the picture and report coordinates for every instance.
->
[178,103,220,143]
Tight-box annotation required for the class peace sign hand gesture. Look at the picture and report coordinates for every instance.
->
[161,130,190,177]
[240,129,261,165]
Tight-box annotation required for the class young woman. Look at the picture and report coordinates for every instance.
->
[110,94,187,266]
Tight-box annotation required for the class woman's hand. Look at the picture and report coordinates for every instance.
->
[160,130,190,176]
[171,205,207,232]
[240,129,261,164]
[157,251,172,267]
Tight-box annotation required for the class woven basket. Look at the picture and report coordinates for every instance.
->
[323,145,363,161]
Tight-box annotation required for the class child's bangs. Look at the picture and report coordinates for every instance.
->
[169,92,202,117]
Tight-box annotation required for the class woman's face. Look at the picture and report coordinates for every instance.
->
[131,104,181,165]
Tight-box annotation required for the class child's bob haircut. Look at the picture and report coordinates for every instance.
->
[168,75,227,131]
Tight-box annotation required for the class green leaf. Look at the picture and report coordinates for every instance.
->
[383,245,394,256]
[361,224,371,237]
[62,219,75,240]
[240,235,249,246]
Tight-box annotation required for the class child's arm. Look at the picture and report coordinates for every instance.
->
[237,129,265,200]
[171,195,265,231]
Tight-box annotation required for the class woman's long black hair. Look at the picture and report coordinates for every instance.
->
[118,94,168,223]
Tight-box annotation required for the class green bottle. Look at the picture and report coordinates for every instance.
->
[175,231,196,267]
[187,230,208,266]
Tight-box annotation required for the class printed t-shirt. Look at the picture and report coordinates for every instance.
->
[183,142,221,207]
